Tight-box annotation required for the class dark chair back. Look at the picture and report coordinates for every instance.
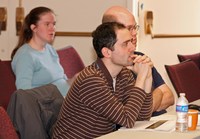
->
[0,60,16,110]
[0,106,19,139]
[165,60,200,102]
[177,52,200,69]
[57,46,85,78]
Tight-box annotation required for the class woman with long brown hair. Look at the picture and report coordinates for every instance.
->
[11,6,75,96]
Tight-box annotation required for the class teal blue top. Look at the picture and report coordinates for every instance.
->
[11,43,69,96]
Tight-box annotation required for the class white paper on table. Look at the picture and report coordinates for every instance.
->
[119,114,176,132]
[147,120,176,132]
[150,114,176,121]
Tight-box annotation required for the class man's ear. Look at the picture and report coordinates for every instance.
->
[102,47,111,58]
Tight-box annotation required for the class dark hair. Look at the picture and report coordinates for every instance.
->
[92,22,125,58]
[11,6,54,59]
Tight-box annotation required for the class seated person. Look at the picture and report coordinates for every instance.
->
[102,6,175,115]
[11,7,76,97]
[52,22,153,139]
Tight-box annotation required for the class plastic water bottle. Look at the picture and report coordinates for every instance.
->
[176,93,189,132]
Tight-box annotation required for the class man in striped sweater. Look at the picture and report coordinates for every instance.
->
[102,6,174,116]
[52,22,153,139]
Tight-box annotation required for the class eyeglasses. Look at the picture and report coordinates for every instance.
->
[126,24,140,32]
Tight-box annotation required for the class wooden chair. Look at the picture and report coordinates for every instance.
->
[57,46,85,79]
[0,59,16,110]
[0,106,19,139]
[177,52,200,69]
[165,60,200,102]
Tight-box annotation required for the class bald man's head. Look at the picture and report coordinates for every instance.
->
[102,6,135,26]
[102,6,138,47]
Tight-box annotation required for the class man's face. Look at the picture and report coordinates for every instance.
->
[110,28,136,67]
[116,13,138,46]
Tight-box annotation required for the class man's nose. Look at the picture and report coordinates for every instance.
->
[131,29,137,36]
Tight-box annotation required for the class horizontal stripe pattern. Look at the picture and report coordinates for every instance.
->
[52,61,152,139]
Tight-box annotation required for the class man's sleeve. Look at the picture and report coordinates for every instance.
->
[152,67,165,89]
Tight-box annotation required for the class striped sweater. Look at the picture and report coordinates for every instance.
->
[52,58,153,139]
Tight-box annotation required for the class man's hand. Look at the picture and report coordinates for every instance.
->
[133,62,152,94]
[127,54,154,74]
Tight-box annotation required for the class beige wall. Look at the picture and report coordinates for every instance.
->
[0,0,129,65]
[138,0,200,105]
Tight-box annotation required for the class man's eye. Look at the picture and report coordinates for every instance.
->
[122,42,128,47]
[131,39,134,43]
[127,27,132,30]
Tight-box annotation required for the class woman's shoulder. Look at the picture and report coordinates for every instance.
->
[11,44,35,70]
[14,44,33,58]
[12,44,39,65]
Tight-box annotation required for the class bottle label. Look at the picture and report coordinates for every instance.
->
[176,105,188,112]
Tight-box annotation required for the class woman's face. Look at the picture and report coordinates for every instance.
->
[32,12,56,44]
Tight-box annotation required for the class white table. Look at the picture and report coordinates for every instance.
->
[96,99,200,139]
[96,129,200,139]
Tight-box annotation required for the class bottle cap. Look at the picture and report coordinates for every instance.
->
[180,93,186,96]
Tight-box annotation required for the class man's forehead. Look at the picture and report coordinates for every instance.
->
[116,13,136,26]
[116,29,132,42]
